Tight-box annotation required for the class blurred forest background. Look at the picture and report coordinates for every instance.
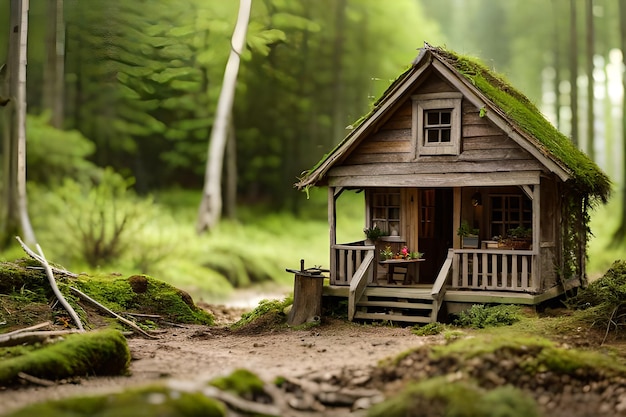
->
[0,0,624,304]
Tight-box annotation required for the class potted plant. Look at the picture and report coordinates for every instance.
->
[380,245,393,260]
[363,224,387,243]
[505,226,532,249]
[457,220,479,249]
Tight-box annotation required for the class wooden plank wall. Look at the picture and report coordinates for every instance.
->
[335,72,545,179]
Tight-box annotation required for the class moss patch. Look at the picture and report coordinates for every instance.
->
[0,329,130,387]
[73,274,214,325]
[368,377,539,417]
[230,297,292,334]
[209,369,267,401]
[4,384,226,417]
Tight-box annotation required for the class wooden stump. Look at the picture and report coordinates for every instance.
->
[287,272,324,326]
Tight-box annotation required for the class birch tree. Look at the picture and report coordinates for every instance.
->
[0,0,36,247]
[196,0,251,233]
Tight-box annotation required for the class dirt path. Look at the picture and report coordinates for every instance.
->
[0,317,434,415]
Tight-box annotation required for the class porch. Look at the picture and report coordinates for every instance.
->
[327,241,542,323]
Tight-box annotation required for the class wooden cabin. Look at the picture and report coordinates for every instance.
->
[295,44,611,324]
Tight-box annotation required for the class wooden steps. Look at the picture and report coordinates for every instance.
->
[352,286,437,324]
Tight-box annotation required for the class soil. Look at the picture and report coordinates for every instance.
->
[2,301,626,417]
[0,304,435,416]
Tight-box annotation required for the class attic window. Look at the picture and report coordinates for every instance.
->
[413,92,462,156]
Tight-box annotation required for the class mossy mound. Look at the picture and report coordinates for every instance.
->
[566,260,626,337]
[368,377,539,417]
[0,259,214,330]
[0,258,51,299]
[372,333,626,416]
[4,384,227,417]
[73,274,214,325]
[0,329,130,387]
[230,298,292,334]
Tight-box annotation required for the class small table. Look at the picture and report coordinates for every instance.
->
[379,258,425,285]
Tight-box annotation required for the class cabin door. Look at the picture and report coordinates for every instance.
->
[418,188,453,283]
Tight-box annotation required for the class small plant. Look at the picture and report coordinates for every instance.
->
[507,226,532,239]
[413,322,445,336]
[380,245,394,260]
[454,304,522,329]
[457,220,479,237]
[364,224,387,241]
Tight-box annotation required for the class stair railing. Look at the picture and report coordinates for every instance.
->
[430,249,454,321]
[348,251,375,321]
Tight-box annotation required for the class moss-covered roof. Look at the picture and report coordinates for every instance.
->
[297,44,611,202]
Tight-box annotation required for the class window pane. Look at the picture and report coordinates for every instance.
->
[440,111,451,125]
[441,128,451,142]
[427,129,439,143]
[427,111,439,125]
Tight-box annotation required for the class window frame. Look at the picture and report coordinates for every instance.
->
[412,92,462,156]
[488,193,532,238]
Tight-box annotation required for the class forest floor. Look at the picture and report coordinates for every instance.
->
[0,303,436,416]
[2,300,626,416]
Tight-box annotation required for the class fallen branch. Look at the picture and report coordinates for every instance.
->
[0,329,81,347]
[1,321,51,338]
[17,372,55,387]
[202,385,281,416]
[15,237,84,332]
[15,236,78,277]
[69,287,158,339]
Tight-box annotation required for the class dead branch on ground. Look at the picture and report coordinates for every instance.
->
[0,329,81,347]
[69,286,158,339]
[15,237,84,332]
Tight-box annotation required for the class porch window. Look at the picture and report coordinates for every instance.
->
[489,194,532,238]
[413,92,462,156]
[369,189,401,237]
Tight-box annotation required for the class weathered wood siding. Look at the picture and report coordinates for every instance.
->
[333,72,545,184]
[539,175,560,289]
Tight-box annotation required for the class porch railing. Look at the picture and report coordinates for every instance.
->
[332,241,375,286]
[452,249,536,292]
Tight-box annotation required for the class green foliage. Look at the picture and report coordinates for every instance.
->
[456,220,479,237]
[0,329,130,387]
[454,304,522,329]
[412,322,446,336]
[4,384,226,417]
[26,113,101,186]
[35,169,152,268]
[367,376,539,417]
[566,260,626,338]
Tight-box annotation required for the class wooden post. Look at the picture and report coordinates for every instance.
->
[287,260,324,326]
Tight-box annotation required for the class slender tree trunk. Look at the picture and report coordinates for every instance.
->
[43,0,65,128]
[196,0,251,233]
[330,0,347,148]
[0,0,36,247]
[585,0,595,160]
[552,0,562,130]
[612,0,626,243]
[570,0,579,146]
[223,119,237,220]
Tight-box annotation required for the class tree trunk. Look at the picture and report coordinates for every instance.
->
[196,0,251,234]
[585,0,595,160]
[570,0,579,146]
[223,119,237,220]
[612,0,626,243]
[43,0,65,128]
[552,0,562,130]
[0,0,36,248]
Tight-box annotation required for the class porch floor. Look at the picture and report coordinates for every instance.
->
[323,283,566,307]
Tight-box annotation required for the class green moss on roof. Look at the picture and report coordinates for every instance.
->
[299,44,611,202]
[432,45,610,201]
